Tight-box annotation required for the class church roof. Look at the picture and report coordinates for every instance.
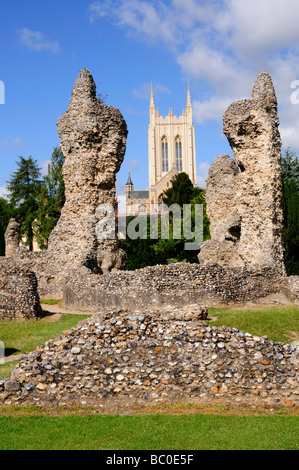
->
[130,190,149,199]
[126,171,133,185]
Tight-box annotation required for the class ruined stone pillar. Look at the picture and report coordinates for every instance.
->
[199,71,285,275]
[48,68,128,274]
[4,219,20,257]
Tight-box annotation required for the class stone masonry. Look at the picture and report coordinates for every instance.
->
[61,263,298,313]
[4,219,20,257]
[6,69,129,299]
[48,68,128,275]
[1,307,298,408]
[0,258,42,321]
[199,72,285,275]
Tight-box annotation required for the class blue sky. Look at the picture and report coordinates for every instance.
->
[1,0,299,203]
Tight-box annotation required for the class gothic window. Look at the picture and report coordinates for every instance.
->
[162,136,169,172]
[138,205,147,214]
[175,136,182,172]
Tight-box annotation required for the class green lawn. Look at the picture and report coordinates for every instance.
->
[208,305,299,344]
[0,414,298,450]
[0,304,298,450]
[0,311,91,379]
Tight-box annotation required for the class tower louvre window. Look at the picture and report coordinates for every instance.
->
[175,136,182,172]
[162,136,169,172]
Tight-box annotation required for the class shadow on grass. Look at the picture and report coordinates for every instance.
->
[4,348,20,357]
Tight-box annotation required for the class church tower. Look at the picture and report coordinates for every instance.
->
[126,83,198,215]
[148,83,197,194]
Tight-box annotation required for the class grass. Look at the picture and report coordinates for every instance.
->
[39,299,62,305]
[0,312,91,379]
[207,305,299,344]
[0,414,298,450]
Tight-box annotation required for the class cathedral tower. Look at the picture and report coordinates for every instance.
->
[126,83,197,214]
[148,83,197,191]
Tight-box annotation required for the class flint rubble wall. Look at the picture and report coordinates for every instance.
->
[0,258,42,321]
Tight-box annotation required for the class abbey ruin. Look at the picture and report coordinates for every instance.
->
[0,69,298,409]
[198,72,285,275]
[1,69,299,315]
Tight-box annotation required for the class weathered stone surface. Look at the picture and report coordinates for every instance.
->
[205,155,240,242]
[48,68,128,276]
[10,69,128,298]
[61,263,294,313]
[0,258,42,321]
[4,219,20,257]
[1,307,298,409]
[199,72,285,275]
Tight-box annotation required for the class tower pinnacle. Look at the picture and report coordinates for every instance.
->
[186,81,192,108]
[150,82,155,108]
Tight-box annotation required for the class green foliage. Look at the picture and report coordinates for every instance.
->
[281,148,299,187]
[121,173,210,270]
[163,172,195,206]
[121,216,158,270]
[282,178,299,275]
[190,188,210,242]
[281,149,299,275]
[36,147,65,247]
[2,149,65,251]
[6,156,42,250]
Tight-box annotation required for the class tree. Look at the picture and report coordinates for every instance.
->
[36,147,65,247]
[0,197,13,255]
[121,172,211,269]
[281,149,299,275]
[281,148,299,187]
[6,156,42,250]
[190,188,210,243]
[163,172,195,206]
[153,175,210,264]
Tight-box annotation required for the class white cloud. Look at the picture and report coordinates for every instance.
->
[117,195,126,214]
[0,185,9,199]
[88,0,180,49]
[127,158,140,172]
[88,0,299,151]
[133,81,170,100]
[19,28,60,53]
[280,124,299,152]
[116,178,126,196]
[193,97,232,124]
[218,0,299,57]
[126,107,147,116]
[196,162,210,189]
[0,136,24,149]
[41,159,51,177]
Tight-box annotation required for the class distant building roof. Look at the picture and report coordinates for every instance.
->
[126,171,133,185]
[130,190,149,199]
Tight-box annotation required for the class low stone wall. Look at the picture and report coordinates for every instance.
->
[0,258,42,321]
[62,263,289,312]
[6,252,298,313]
[1,307,298,408]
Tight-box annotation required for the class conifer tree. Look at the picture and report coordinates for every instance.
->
[6,156,42,250]
[162,172,195,206]
[281,153,299,275]
[282,174,299,276]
